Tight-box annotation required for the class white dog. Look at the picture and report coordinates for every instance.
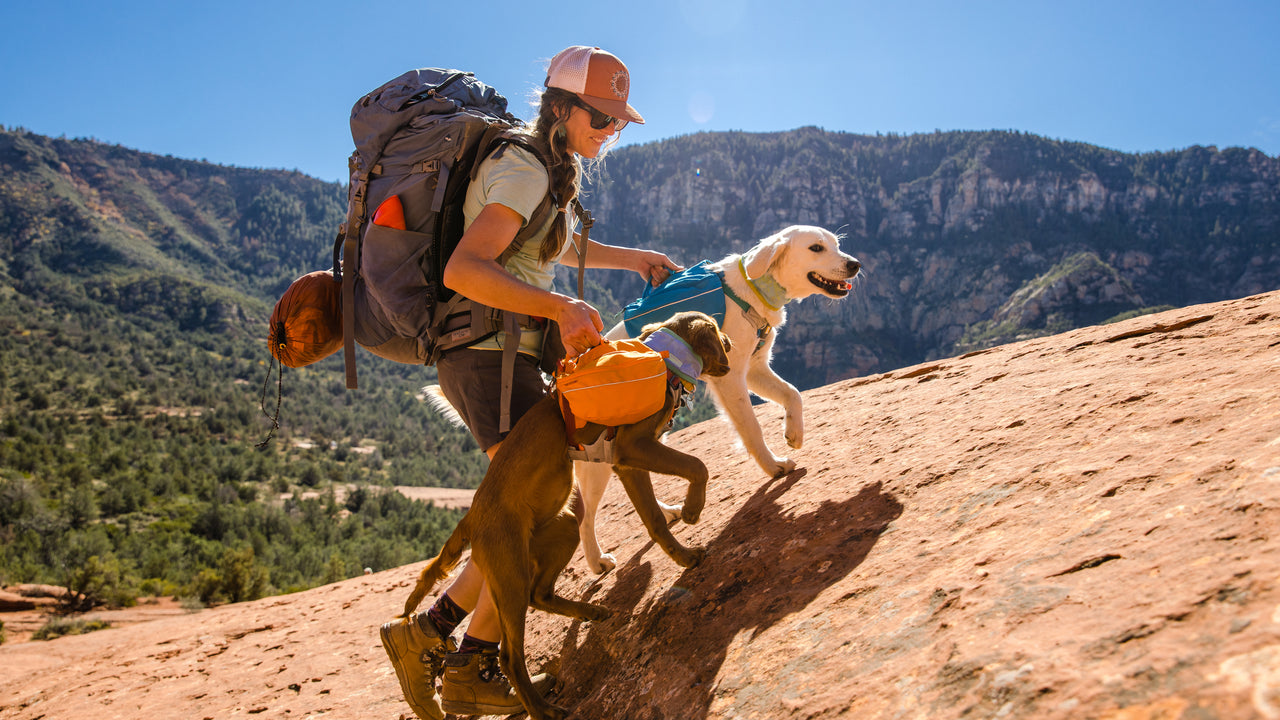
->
[576,225,861,573]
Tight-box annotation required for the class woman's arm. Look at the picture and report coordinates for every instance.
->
[443,203,603,354]
[561,233,682,287]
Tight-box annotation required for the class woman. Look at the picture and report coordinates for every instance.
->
[381,46,678,719]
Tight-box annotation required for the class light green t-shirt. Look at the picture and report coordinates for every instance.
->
[461,144,576,355]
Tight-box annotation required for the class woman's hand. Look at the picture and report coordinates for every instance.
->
[632,250,681,287]
[555,297,604,356]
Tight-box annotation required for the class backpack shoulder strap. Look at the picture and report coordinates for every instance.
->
[475,132,566,270]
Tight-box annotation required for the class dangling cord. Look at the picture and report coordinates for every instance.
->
[255,355,283,450]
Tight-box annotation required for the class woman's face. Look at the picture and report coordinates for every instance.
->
[562,101,620,159]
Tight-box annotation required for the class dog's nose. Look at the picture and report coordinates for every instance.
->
[847,259,862,276]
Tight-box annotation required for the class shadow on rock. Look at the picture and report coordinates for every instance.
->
[554,472,903,720]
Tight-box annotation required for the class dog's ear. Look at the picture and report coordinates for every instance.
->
[712,330,730,369]
[742,227,795,279]
[686,315,730,373]
[637,320,662,340]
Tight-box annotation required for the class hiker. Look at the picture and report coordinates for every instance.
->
[381,45,678,719]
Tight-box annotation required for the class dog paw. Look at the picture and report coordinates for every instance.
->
[681,491,705,525]
[785,409,804,448]
[674,546,706,568]
[766,456,796,479]
[786,428,804,449]
[585,604,612,622]
[587,553,617,575]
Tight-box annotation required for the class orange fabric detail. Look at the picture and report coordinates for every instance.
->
[554,340,668,429]
[269,270,343,368]
[372,195,406,230]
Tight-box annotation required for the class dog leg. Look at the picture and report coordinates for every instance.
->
[614,433,711,523]
[493,587,566,720]
[709,376,796,479]
[574,461,618,574]
[614,465,705,568]
[471,534,564,720]
[746,358,805,451]
[530,512,611,621]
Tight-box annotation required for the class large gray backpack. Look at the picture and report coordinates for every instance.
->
[263,68,591,444]
[335,68,585,390]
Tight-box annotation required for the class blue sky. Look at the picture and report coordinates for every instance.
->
[2,0,1277,184]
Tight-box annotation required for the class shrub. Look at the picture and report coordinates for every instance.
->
[60,554,137,611]
[32,617,112,641]
[219,546,270,603]
[185,547,270,605]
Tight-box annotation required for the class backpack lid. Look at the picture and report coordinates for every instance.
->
[349,68,514,165]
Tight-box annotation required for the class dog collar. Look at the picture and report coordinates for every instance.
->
[643,327,702,391]
[736,257,788,312]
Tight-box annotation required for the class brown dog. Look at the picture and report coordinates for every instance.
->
[400,311,731,720]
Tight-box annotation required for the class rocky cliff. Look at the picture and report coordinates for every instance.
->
[3,290,1277,719]
[5,126,1276,392]
[587,130,1280,387]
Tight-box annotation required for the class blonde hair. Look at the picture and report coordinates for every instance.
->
[524,87,617,264]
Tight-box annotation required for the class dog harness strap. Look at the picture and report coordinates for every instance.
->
[717,270,773,356]
[565,430,617,464]
[557,390,577,443]
[663,372,687,428]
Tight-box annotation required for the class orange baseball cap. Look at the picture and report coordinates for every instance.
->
[545,46,645,125]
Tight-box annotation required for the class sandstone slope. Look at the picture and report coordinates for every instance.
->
[2,290,1278,720]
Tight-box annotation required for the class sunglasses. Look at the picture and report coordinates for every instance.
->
[573,99,628,132]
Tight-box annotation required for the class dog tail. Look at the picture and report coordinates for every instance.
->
[418,384,467,428]
[401,517,470,617]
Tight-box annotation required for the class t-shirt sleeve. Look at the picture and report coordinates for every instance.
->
[476,146,549,224]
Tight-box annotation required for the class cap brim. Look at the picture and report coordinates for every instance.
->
[578,95,645,124]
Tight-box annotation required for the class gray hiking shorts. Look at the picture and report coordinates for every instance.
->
[436,348,549,453]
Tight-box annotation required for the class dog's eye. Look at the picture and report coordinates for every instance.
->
[809,244,825,253]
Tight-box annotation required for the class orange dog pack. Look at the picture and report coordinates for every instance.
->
[555,340,669,429]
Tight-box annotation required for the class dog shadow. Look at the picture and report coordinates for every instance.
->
[551,470,903,720]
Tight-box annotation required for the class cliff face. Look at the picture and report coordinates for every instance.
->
[587,130,1280,387]
[3,290,1278,720]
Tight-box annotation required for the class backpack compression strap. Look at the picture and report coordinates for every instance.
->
[339,154,368,390]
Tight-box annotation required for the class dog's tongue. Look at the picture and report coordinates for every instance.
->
[840,280,853,291]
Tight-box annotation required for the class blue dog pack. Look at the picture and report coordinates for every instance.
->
[622,261,728,337]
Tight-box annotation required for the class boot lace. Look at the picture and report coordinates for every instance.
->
[477,652,508,685]
[421,637,456,677]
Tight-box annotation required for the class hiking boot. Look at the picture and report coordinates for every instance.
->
[439,648,558,716]
[379,613,457,720]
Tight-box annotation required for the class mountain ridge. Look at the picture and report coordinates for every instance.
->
[5,125,1277,383]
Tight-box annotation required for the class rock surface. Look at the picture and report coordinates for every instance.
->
[2,291,1279,720]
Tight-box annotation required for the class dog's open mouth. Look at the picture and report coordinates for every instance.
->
[808,272,854,297]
